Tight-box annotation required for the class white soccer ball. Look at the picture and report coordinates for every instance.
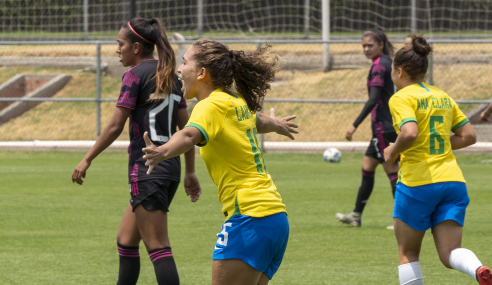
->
[323,148,342,163]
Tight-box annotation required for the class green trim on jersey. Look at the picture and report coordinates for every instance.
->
[451,118,470,133]
[399,118,417,130]
[231,198,241,217]
[185,123,209,147]
[246,128,264,174]
[252,127,268,174]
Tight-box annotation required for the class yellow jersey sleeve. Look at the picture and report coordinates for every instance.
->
[185,97,229,146]
[389,94,417,133]
[450,98,469,133]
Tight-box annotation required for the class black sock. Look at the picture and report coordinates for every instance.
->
[353,169,375,213]
[117,243,140,285]
[148,247,179,285]
[388,172,398,198]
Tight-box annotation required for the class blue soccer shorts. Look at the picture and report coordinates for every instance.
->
[393,182,469,231]
[212,212,289,279]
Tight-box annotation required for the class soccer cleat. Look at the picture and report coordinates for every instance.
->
[335,212,361,227]
[477,266,492,285]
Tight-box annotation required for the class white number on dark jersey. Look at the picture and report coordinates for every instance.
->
[148,94,182,143]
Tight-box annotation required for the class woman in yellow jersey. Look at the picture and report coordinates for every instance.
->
[142,39,298,285]
[384,35,491,285]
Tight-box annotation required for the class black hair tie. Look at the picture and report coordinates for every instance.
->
[229,50,234,58]
[148,18,154,24]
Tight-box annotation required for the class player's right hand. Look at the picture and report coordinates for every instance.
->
[72,159,91,185]
[345,125,356,141]
[480,111,490,123]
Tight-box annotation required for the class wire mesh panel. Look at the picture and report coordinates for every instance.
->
[1,1,492,40]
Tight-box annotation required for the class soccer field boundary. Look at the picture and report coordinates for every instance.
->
[1,140,492,153]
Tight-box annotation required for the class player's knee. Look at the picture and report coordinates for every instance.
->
[400,249,420,262]
[439,254,453,269]
[437,248,458,269]
[117,235,139,247]
[141,237,170,252]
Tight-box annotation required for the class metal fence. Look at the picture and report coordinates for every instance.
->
[0,39,492,150]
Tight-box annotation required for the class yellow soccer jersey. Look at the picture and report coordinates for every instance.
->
[185,89,286,220]
[389,82,469,187]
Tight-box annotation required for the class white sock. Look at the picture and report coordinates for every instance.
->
[449,248,483,281]
[398,261,424,285]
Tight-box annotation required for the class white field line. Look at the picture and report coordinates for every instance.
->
[0,141,491,152]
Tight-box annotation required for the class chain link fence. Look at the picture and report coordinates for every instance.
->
[0,39,491,151]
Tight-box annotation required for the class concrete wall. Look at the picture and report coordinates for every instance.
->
[0,74,71,125]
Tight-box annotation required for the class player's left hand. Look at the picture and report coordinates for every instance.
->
[384,142,398,164]
[184,172,202,202]
[142,131,161,175]
[271,108,299,140]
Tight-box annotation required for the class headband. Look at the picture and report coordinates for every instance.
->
[364,30,383,41]
[128,22,154,45]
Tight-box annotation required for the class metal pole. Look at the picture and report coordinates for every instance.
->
[130,0,136,19]
[411,0,416,34]
[304,0,310,39]
[428,42,433,86]
[322,0,330,72]
[197,0,203,38]
[96,42,102,139]
[83,0,88,40]
[256,42,261,50]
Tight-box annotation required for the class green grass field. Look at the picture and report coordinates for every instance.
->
[1,151,491,284]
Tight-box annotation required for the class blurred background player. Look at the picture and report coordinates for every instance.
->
[336,27,399,229]
[71,17,201,285]
[384,34,491,285]
[142,39,298,285]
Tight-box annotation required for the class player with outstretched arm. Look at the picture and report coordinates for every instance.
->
[142,39,298,285]
[384,34,491,285]
[71,18,201,285]
[336,27,400,229]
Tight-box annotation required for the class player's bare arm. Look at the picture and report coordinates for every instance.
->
[383,121,418,164]
[256,108,298,140]
[72,106,131,185]
[143,127,204,174]
[177,108,202,202]
[450,122,476,150]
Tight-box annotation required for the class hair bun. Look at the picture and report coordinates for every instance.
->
[411,35,432,56]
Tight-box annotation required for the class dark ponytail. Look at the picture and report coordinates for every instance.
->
[394,34,433,80]
[363,27,395,57]
[123,17,175,99]
[192,39,284,112]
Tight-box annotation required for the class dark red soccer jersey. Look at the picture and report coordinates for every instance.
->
[366,55,396,135]
[117,59,187,183]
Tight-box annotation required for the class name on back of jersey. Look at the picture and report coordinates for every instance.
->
[235,105,253,122]
[416,97,453,111]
